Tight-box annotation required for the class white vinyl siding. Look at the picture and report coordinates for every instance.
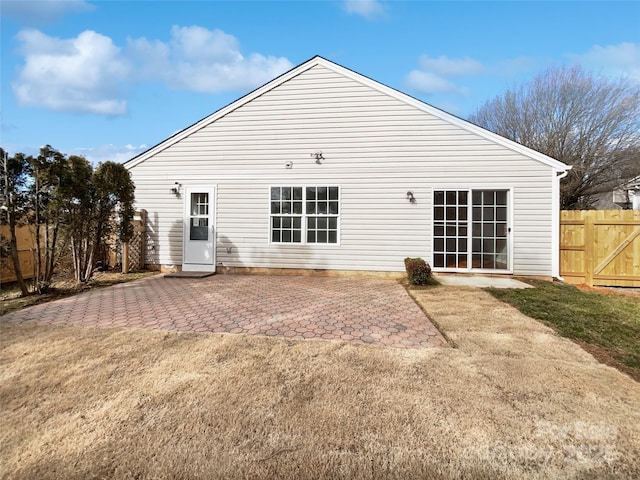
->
[129,64,559,276]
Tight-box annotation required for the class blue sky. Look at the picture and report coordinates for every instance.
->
[1,0,639,164]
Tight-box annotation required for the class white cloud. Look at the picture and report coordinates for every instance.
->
[70,143,148,165]
[405,55,483,95]
[1,0,94,24]
[343,0,385,19]
[405,70,468,95]
[418,55,485,76]
[570,43,640,82]
[405,54,541,96]
[13,29,130,115]
[128,25,293,93]
[11,25,293,116]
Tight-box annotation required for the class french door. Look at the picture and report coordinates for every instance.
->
[433,189,510,272]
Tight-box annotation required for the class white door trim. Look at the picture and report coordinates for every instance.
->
[182,185,216,272]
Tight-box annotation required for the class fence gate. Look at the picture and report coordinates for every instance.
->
[560,210,640,287]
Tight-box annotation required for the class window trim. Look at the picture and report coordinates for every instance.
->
[431,186,513,274]
[268,185,341,246]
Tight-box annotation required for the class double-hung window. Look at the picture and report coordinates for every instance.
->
[270,186,339,244]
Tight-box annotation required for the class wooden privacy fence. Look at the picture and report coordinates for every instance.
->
[560,210,640,287]
[0,225,41,284]
[1,210,146,284]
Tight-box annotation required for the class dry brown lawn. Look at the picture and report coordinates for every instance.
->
[1,286,639,479]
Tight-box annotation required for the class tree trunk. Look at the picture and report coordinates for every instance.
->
[33,180,43,294]
[2,154,29,296]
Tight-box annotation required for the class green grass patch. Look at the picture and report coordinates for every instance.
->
[486,280,640,375]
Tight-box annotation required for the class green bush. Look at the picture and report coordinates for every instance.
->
[404,257,432,285]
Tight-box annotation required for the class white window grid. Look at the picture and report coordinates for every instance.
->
[270,186,340,244]
[433,189,509,270]
[191,193,209,216]
[433,190,469,269]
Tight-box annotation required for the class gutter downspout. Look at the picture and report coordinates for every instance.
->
[553,168,571,281]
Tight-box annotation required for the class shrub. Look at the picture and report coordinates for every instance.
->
[404,257,432,285]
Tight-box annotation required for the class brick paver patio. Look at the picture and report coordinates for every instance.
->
[1,274,448,349]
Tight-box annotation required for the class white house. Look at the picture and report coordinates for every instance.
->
[613,176,640,211]
[125,56,570,278]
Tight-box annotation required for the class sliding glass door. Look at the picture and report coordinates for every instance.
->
[433,189,510,271]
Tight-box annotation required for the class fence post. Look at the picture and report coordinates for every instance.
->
[139,209,146,269]
[583,214,594,286]
[122,242,129,274]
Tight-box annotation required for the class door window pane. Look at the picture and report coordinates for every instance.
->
[191,193,208,216]
[483,223,494,236]
[190,218,208,240]
[483,207,494,221]
[189,193,209,240]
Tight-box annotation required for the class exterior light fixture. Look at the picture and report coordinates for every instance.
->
[311,152,324,164]
[406,191,416,203]
[171,182,182,196]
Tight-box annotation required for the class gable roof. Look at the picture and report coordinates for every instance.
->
[125,55,571,172]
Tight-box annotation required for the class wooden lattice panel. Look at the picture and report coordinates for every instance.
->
[121,210,147,273]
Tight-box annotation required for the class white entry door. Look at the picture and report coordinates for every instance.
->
[183,186,216,271]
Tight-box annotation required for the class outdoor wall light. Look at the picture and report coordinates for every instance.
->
[406,191,416,203]
[171,182,182,197]
[311,152,324,164]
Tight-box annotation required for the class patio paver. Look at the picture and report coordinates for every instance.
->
[1,274,448,349]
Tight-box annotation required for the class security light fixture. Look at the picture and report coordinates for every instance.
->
[311,152,324,164]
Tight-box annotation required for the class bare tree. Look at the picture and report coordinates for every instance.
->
[468,65,640,209]
[1,149,31,296]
